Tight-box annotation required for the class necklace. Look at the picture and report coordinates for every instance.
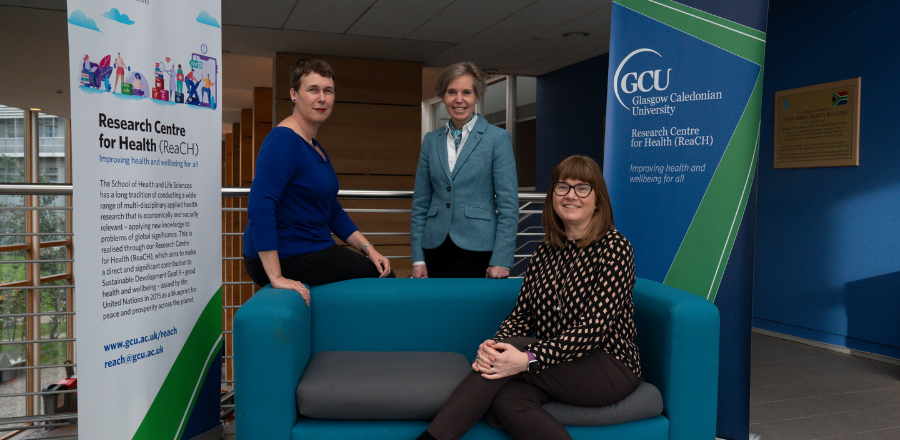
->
[551,242,577,312]
[291,112,326,160]
[291,112,313,145]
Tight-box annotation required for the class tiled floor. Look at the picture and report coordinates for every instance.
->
[751,332,900,440]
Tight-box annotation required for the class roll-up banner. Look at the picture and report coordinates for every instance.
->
[604,1,767,438]
[67,1,222,438]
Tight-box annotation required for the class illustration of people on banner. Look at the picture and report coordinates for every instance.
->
[77,48,217,110]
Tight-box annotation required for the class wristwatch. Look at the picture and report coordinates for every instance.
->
[526,350,539,373]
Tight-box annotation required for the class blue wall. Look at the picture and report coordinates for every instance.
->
[753,0,900,358]
[535,54,609,190]
[534,0,900,362]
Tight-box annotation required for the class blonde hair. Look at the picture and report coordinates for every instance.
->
[541,155,614,248]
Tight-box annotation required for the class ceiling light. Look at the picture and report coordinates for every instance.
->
[563,32,589,38]
[30,108,41,111]
[482,67,499,74]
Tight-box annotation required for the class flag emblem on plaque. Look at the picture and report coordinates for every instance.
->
[832,91,848,106]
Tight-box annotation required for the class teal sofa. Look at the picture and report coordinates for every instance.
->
[234,277,719,440]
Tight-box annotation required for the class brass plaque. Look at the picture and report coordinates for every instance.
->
[774,78,860,169]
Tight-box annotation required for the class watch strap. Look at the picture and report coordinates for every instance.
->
[526,350,538,373]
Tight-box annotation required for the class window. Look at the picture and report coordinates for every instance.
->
[40,118,58,138]
[0,105,72,426]
[3,119,24,139]
[39,116,67,183]
[482,78,507,128]
[0,106,25,182]
[0,113,25,139]
[431,100,449,131]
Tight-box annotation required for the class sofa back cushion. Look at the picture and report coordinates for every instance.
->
[308,278,522,356]
[297,351,472,419]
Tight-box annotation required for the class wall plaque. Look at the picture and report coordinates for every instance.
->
[774,78,860,168]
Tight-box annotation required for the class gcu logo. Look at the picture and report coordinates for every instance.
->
[614,48,672,109]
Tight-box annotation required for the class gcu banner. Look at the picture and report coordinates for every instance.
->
[67,1,223,438]
[604,1,767,438]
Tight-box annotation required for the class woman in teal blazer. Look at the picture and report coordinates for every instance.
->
[410,62,519,279]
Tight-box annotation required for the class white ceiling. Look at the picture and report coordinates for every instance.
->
[0,0,612,123]
[219,0,612,74]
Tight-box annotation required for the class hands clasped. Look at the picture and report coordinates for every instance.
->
[472,339,529,379]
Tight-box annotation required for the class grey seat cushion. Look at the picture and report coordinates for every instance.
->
[484,381,663,427]
[297,351,471,419]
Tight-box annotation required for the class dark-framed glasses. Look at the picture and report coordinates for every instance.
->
[553,182,594,198]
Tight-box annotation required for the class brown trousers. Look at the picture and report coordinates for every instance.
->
[427,337,639,440]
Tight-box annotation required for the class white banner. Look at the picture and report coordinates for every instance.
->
[67,1,222,438]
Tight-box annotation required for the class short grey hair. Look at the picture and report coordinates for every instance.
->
[435,61,486,99]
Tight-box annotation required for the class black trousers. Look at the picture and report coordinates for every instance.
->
[427,337,639,440]
[243,243,394,287]
[423,236,494,278]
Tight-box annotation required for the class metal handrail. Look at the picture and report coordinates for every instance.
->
[0,363,76,372]
[0,183,73,196]
[0,232,74,236]
[0,389,77,398]
[0,259,73,264]
[0,414,77,431]
[0,338,75,345]
[0,311,74,317]
[0,206,72,211]
[1,184,549,201]
[0,285,75,291]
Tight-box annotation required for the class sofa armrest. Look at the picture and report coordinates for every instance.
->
[234,285,311,440]
[632,278,720,440]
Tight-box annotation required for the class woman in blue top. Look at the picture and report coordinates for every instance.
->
[243,58,393,305]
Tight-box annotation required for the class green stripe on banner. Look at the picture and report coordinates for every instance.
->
[617,0,766,65]
[132,287,223,440]
[664,71,763,302]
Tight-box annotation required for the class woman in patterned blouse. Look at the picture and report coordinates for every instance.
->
[417,155,641,440]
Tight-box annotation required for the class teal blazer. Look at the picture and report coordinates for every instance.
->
[410,115,519,268]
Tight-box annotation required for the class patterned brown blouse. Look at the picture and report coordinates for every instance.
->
[493,228,641,377]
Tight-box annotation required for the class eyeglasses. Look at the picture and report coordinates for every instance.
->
[553,182,594,198]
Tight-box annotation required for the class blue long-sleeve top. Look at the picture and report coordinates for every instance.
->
[243,127,358,259]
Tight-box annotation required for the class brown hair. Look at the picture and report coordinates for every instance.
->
[434,61,486,99]
[541,155,615,248]
[289,58,336,93]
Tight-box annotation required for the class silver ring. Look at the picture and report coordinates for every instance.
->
[490,366,494,373]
